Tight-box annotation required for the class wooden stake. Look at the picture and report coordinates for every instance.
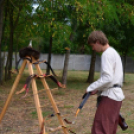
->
[35,63,69,134]
[0,60,27,123]
[27,60,46,134]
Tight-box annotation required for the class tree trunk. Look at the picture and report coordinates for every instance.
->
[5,7,14,80]
[87,50,96,83]
[62,48,70,87]
[4,3,22,80]
[0,0,5,6]
[122,55,127,83]
[69,24,77,41]
[0,0,5,84]
[46,0,54,75]
[0,1,4,42]
[60,19,77,87]
[46,34,52,75]
[15,35,20,67]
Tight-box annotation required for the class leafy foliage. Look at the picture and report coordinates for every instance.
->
[1,0,134,55]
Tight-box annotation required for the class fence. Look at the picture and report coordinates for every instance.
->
[3,53,134,73]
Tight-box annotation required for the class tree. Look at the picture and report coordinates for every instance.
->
[5,0,23,80]
[86,0,134,83]
[1,0,134,84]
[3,0,35,80]
[87,50,96,83]
[0,0,5,84]
[34,0,76,74]
[102,1,134,82]
[62,47,70,87]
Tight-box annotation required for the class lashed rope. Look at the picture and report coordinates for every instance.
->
[16,73,64,98]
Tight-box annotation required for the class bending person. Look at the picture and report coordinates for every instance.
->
[86,31,125,134]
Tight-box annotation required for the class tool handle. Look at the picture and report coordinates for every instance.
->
[79,92,90,109]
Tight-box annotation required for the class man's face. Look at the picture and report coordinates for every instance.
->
[90,42,102,52]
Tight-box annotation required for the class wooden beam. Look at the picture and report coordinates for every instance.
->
[27,60,46,134]
[0,60,27,123]
[35,63,69,134]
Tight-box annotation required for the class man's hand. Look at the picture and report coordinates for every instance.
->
[90,90,98,95]
[82,90,98,99]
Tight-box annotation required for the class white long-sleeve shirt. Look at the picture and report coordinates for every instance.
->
[86,47,125,101]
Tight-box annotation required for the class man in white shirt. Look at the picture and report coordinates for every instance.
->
[87,31,125,134]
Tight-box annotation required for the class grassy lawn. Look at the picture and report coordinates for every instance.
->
[0,70,134,134]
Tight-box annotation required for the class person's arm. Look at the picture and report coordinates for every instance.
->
[86,53,114,92]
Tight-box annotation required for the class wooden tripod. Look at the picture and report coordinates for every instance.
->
[0,58,69,134]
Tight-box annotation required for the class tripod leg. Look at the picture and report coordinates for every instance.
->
[0,60,27,123]
[27,60,46,134]
[35,64,69,134]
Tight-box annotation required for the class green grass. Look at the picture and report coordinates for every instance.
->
[64,105,74,109]
[31,111,37,119]
[0,70,134,96]
[31,111,52,119]
[53,90,65,95]
[3,70,133,91]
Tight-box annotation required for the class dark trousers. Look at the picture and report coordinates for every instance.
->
[91,96,122,134]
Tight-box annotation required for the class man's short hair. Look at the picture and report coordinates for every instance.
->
[88,31,109,46]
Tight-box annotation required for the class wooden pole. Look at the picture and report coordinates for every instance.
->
[26,60,46,134]
[0,60,27,123]
[35,63,69,134]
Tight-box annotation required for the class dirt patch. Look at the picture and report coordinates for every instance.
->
[0,82,134,134]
